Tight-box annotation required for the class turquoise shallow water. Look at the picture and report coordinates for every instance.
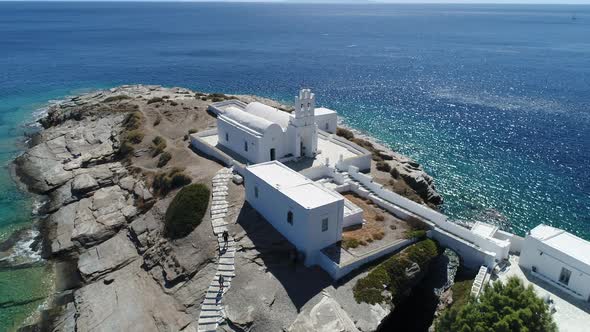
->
[0,2,589,330]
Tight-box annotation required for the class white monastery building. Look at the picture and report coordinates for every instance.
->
[210,89,337,164]
[519,224,590,301]
[244,161,362,266]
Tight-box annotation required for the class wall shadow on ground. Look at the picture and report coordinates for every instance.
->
[234,201,333,310]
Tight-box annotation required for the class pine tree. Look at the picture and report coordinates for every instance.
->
[436,276,557,332]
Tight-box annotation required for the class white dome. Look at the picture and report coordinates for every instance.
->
[244,102,291,130]
[221,107,275,135]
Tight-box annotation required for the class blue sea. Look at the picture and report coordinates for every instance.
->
[0,2,589,330]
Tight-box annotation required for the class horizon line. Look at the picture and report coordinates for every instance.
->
[1,0,590,4]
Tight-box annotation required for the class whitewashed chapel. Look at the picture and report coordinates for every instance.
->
[210,89,337,164]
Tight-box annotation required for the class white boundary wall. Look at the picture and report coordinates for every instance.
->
[190,130,246,175]
[346,165,511,267]
[207,99,248,116]
[316,131,372,172]
[317,238,417,280]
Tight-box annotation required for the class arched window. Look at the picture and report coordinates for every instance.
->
[287,211,293,225]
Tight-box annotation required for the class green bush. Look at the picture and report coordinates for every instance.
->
[353,239,439,305]
[436,277,557,332]
[151,136,167,156]
[118,141,135,158]
[448,279,473,310]
[376,161,392,172]
[372,231,385,240]
[152,136,165,146]
[123,111,142,130]
[342,238,360,249]
[103,95,130,103]
[152,167,192,195]
[188,128,198,134]
[147,97,163,104]
[336,127,355,140]
[405,230,427,240]
[125,129,144,144]
[406,216,430,231]
[164,183,210,239]
[157,151,172,167]
[209,93,227,100]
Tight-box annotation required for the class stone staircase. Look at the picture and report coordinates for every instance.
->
[471,265,489,299]
[197,168,236,332]
[339,171,377,197]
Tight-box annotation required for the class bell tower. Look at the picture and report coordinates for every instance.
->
[293,88,315,126]
[289,88,318,158]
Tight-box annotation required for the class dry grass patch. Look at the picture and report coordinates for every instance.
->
[341,193,387,246]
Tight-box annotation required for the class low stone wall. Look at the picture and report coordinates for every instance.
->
[346,165,511,266]
[189,130,246,175]
[190,131,233,166]
[430,228,497,268]
[342,199,364,228]
[207,99,248,116]
[317,131,372,172]
[299,164,333,180]
[495,230,524,254]
[317,238,418,280]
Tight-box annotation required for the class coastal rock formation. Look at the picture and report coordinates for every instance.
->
[337,127,443,207]
[77,231,139,281]
[13,85,443,332]
[14,85,221,332]
[74,261,196,332]
[377,150,443,206]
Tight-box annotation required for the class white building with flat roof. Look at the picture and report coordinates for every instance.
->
[244,161,360,267]
[519,224,590,301]
[314,107,338,134]
[211,89,338,164]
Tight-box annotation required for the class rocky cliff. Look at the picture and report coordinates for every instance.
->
[15,85,223,332]
[13,85,444,332]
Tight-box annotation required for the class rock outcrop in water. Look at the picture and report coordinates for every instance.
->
[12,85,444,332]
[337,127,443,207]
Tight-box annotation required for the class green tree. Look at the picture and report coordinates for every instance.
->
[436,276,557,332]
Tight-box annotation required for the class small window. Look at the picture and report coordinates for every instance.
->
[307,102,310,108]
[559,267,571,285]
[254,186,259,198]
[325,123,329,130]
[244,140,248,152]
[287,211,293,225]
[225,133,229,141]
[300,104,304,109]
[322,218,328,232]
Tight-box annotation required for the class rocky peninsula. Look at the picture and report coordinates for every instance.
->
[12,85,444,331]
